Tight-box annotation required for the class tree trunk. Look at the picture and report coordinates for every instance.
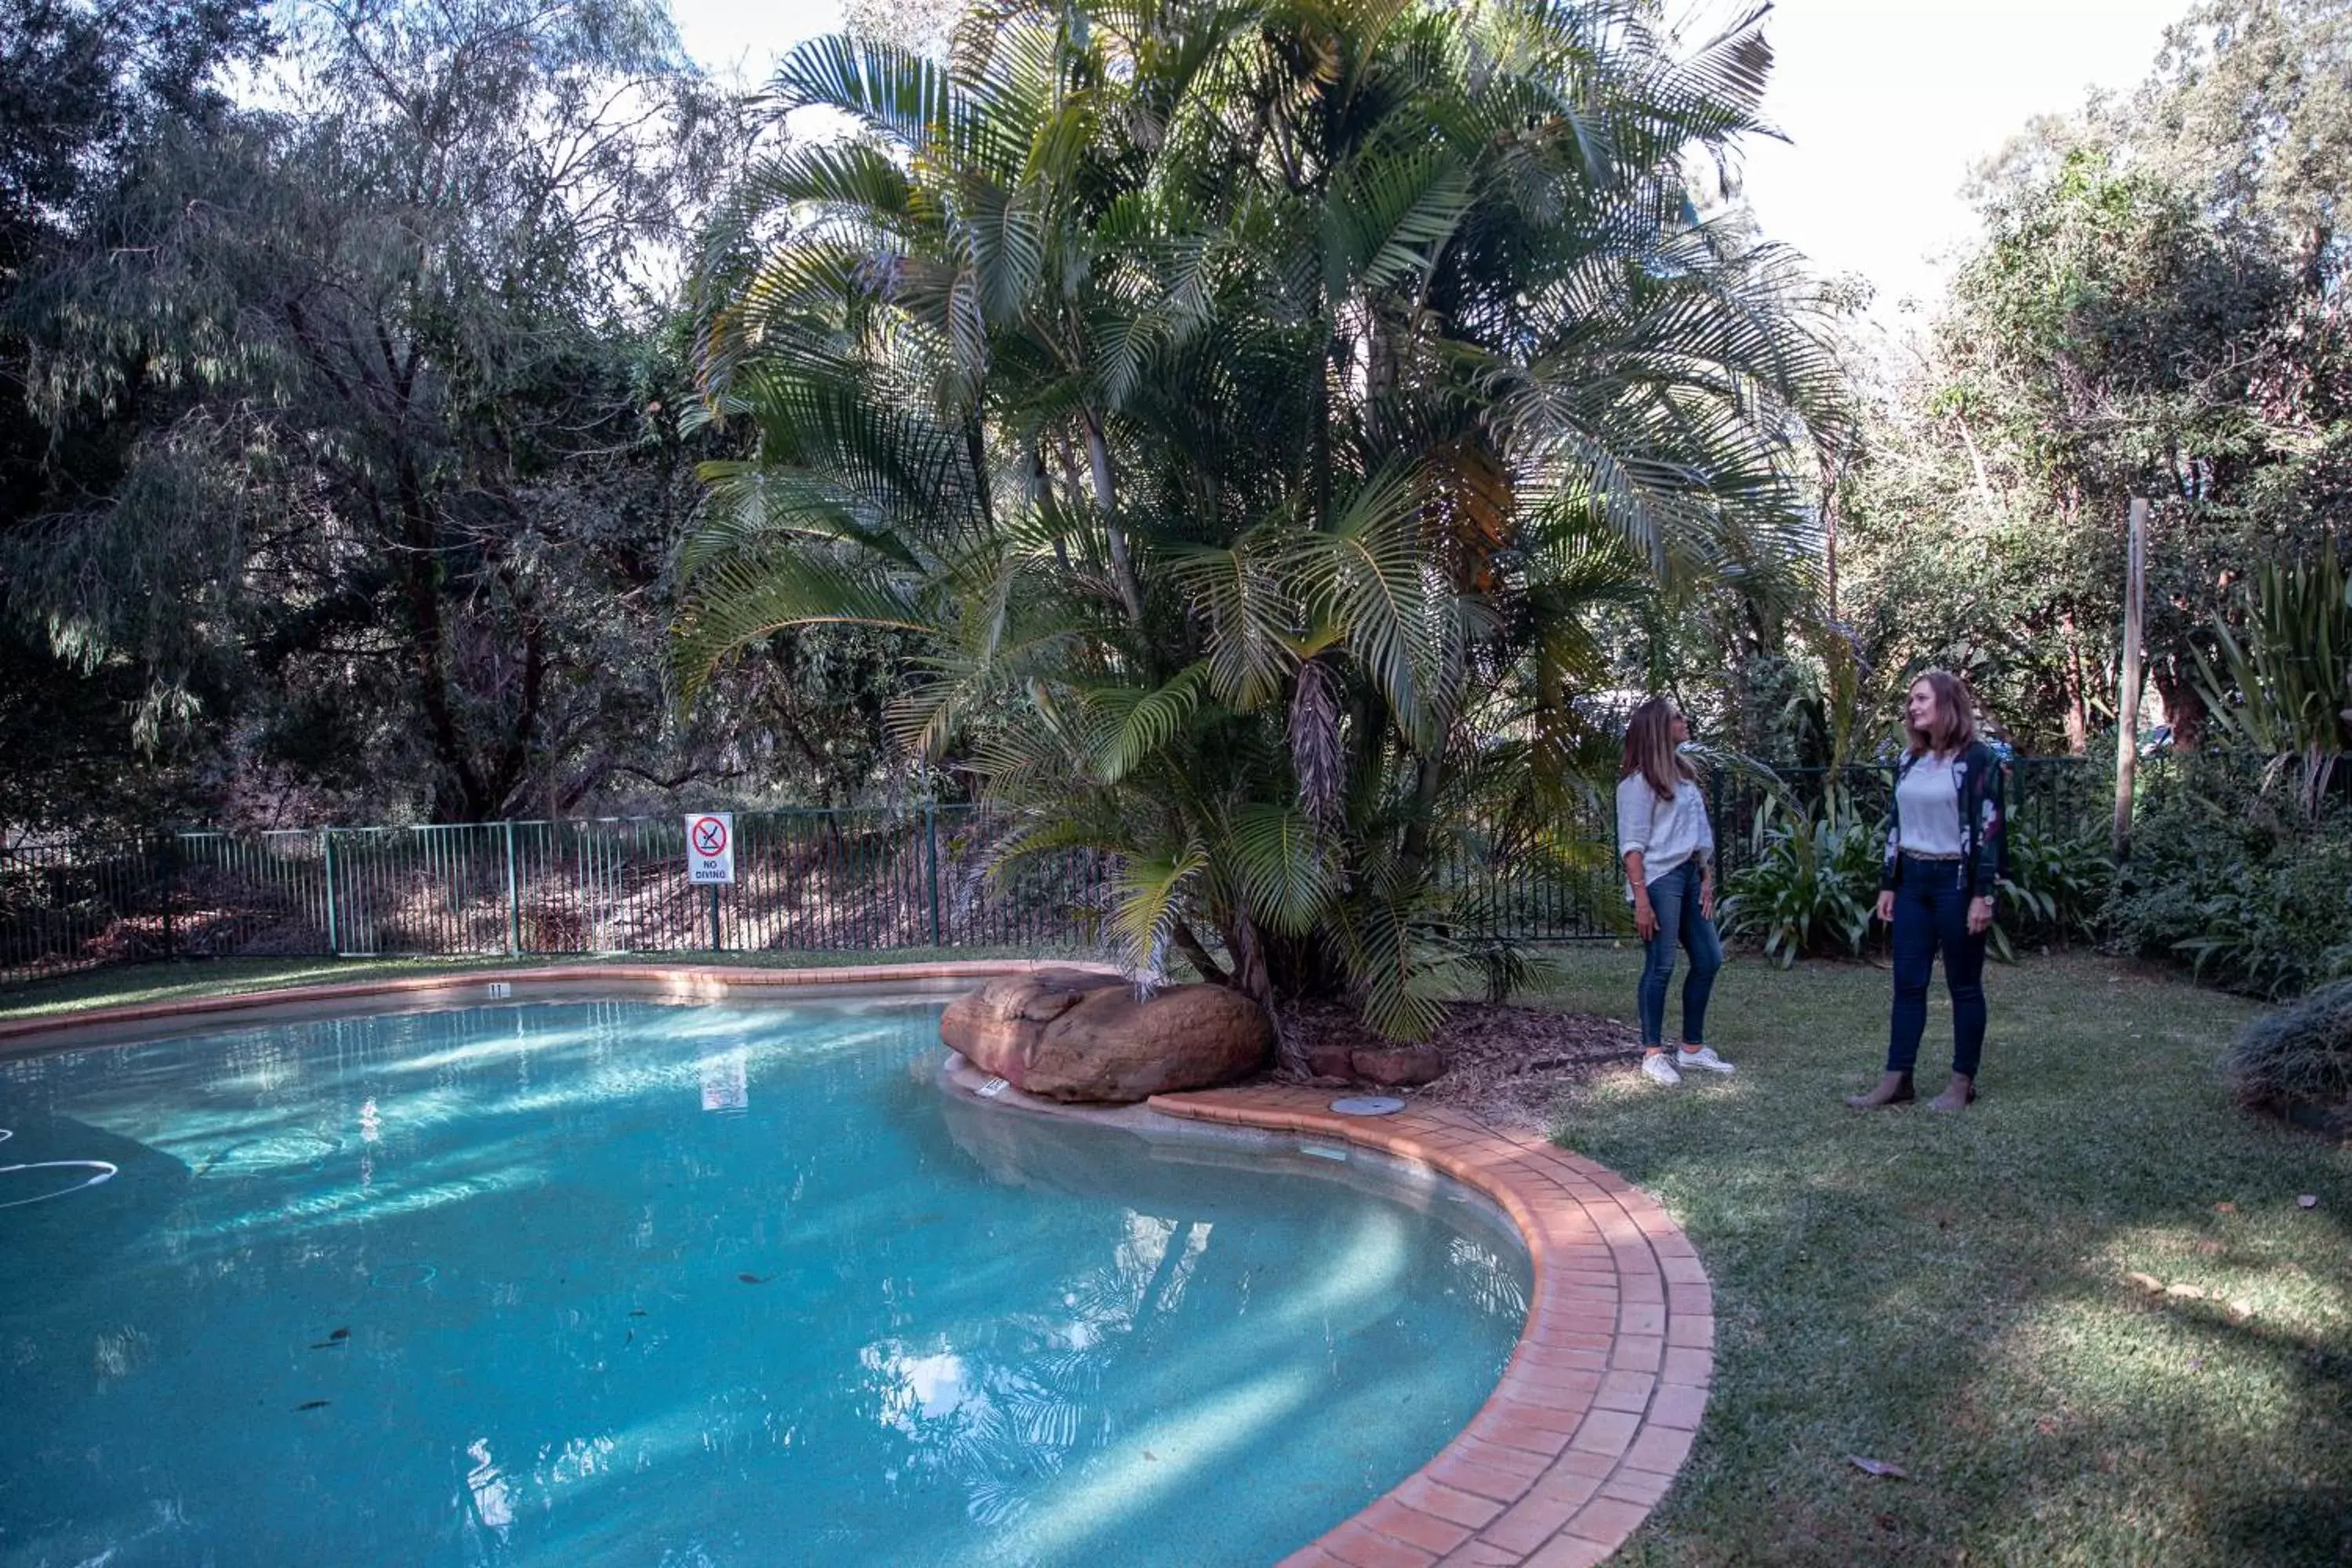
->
[1080,410,1145,627]
[2060,612,2090,757]
[1224,906,1298,1073]
[2153,662,2206,752]
[1170,920,1230,985]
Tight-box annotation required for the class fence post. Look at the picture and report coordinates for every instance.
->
[321,829,339,954]
[2114,497,2148,862]
[159,833,177,962]
[924,801,943,948]
[503,819,521,955]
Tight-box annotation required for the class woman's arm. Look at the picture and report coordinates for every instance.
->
[1966,744,2005,935]
[1617,776,1657,938]
[1624,848,1656,938]
[1697,786,1717,920]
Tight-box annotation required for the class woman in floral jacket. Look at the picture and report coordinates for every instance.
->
[1847,670,2008,1112]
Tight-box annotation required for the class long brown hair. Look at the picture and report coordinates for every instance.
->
[1904,669,1982,757]
[1621,697,1696,800]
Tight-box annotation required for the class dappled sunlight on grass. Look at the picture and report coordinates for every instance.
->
[1525,947,2352,1567]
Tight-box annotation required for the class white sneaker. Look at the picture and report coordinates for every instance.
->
[1677,1046,1736,1075]
[1641,1052,1682,1086]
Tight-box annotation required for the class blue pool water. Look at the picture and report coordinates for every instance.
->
[0,993,1529,1566]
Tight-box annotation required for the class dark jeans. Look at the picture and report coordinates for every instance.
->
[1886,855,1987,1077]
[1637,860,1722,1048]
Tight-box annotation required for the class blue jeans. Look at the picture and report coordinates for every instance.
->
[1886,855,1987,1076]
[1636,860,1722,1048]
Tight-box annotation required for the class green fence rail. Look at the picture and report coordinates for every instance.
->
[0,761,2107,988]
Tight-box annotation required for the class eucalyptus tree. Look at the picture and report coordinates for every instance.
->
[0,0,271,830]
[678,0,1839,1038]
[8,0,750,825]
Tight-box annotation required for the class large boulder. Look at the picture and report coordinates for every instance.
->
[940,969,1272,1103]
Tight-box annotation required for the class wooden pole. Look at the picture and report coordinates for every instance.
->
[2113,497,2148,861]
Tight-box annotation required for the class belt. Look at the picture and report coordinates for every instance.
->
[1900,850,1964,862]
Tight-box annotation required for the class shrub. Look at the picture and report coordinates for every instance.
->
[2109,757,2352,998]
[1720,786,1882,965]
[2227,977,2352,1117]
[1996,822,2111,954]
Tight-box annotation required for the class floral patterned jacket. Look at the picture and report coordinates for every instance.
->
[1878,740,2009,900]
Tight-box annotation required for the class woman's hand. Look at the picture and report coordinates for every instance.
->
[1967,895,1994,936]
[1700,875,1715,922]
[1633,898,1657,941]
[1875,889,1895,924]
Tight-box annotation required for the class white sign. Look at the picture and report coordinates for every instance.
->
[684,812,736,884]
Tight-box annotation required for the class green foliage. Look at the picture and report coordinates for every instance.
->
[1996,822,2112,952]
[2110,757,2352,999]
[2227,976,2352,1116]
[0,0,807,827]
[678,0,1840,1037]
[2195,552,2352,818]
[1835,1,2352,760]
[1719,787,1881,966]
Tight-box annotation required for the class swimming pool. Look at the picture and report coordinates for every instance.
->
[0,989,1530,1566]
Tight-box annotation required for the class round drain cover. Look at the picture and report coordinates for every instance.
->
[1329,1095,1406,1116]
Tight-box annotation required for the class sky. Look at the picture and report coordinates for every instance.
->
[669,0,2192,318]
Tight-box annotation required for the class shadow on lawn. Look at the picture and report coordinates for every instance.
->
[1540,951,2352,1568]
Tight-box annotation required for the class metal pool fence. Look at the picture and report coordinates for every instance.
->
[0,808,1115,986]
[0,760,2104,988]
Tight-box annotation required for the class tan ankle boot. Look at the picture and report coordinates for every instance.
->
[1926,1073,1976,1112]
[1846,1070,1914,1109]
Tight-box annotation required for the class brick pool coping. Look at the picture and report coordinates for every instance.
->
[1,962,1712,1566]
[1149,1085,1711,1568]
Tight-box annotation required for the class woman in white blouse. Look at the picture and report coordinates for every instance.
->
[1848,670,2008,1112]
[1615,698,1734,1085]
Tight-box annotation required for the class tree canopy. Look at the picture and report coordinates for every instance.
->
[676,0,1842,1037]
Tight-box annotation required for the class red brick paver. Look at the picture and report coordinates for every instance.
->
[1149,1083,1713,1567]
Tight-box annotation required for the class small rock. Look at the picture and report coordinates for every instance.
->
[2165,1283,2206,1300]
[2125,1272,2163,1294]
[2213,1202,2238,1214]
[1351,1043,1444,1087]
[2297,1195,2319,1209]
[1304,1043,1357,1080]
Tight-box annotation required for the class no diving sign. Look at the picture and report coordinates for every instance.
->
[684,812,736,884]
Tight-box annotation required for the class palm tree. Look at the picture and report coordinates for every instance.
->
[675,0,1842,1045]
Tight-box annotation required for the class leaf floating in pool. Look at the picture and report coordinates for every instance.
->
[738,1273,769,1285]
[329,1327,350,1341]
[625,1330,635,1345]
[628,1309,648,1318]
[296,1400,332,1411]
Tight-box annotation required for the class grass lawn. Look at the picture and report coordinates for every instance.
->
[5,946,2344,1564]
[1536,946,2352,1567]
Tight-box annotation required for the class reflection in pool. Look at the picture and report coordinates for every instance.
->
[0,996,1529,1566]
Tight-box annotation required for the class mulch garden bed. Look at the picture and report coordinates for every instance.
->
[1276,997,1644,1132]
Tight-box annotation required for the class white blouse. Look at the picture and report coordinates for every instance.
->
[1896,752,1965,855]
[1615,774,1715,891]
